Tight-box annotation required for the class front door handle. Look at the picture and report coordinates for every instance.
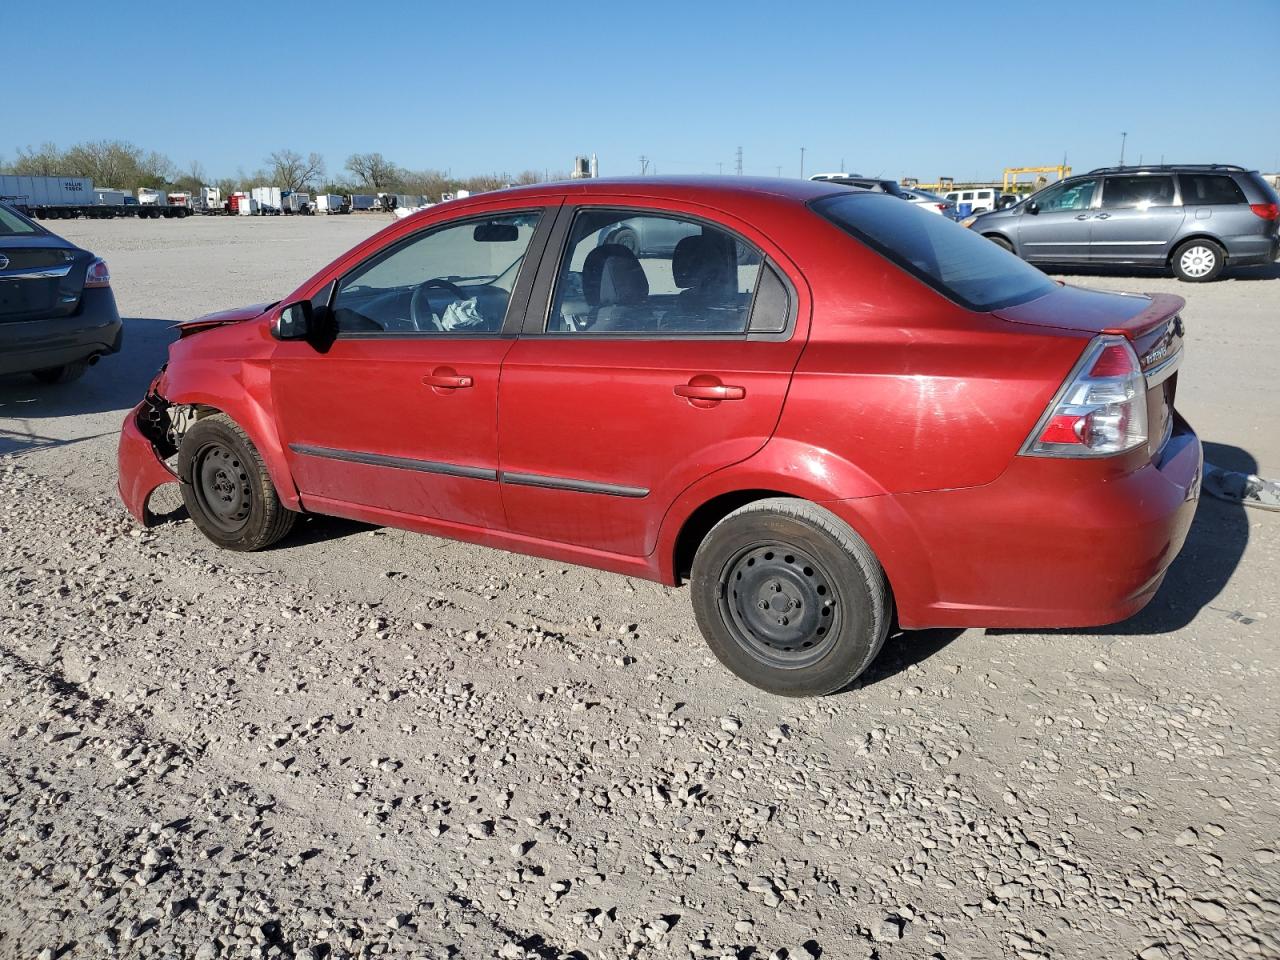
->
[1075,213,1089,220]
[674,377,746,403]
[423,367,473,390]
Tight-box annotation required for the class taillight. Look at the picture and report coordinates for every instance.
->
[1021,335,1148,458]
[85,258,111,288]
[1250,202,1279,220]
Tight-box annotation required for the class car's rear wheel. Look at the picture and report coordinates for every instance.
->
[178,414,296,551]
[31,360,89,384]
[1172,238,1225,282]
[690,498,892,697]
[986,234,1015,253]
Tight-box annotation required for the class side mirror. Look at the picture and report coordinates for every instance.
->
[273,300,313,340]
[1025,201,1039,215]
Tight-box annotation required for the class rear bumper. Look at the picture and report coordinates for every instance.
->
[1222,232,1280,266]
[0,288,122,376]
[836,418,1202,629]
[117,403,178,525]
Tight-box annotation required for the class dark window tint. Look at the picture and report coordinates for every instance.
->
[1179,174,1246,205]
[747,264,790,334]
[549,210,759,335]
[332,212,540,335]
[813,192,1056,312]
[1101,175,1176,209]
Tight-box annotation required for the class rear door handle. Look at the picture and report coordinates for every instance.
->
[1094,213,1111,220]
[1075,214,1089,220]
[674,381,746,401]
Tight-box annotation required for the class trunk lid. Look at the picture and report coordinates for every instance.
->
[996,283,1185,459]
[0,237,89,322]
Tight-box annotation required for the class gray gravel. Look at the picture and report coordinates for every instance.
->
[1,216,1278,960]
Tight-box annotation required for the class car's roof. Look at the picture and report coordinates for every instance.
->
[455,175,845,206]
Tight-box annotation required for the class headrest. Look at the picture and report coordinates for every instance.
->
[672,233,734,291]
[582,243,649,306]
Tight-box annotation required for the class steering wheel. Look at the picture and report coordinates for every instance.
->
[410,278,469,330]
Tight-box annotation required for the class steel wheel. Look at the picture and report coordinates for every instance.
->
[718,541,841,669]
[1179,244,1216,279]
[191,441,253,535]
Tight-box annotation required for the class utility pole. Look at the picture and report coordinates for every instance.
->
[639,155,649,176]
[717,162,723,175]
[775,165,782,177]
[799,146,806,179]
[735,146,743,176]
[1119,132,1127,167]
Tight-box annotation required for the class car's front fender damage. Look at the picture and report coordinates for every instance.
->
[117,384,213,526]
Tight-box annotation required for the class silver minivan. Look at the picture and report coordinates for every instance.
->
[967,164,1280,281]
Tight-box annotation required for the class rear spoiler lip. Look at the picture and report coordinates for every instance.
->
[1100,292,1186,340]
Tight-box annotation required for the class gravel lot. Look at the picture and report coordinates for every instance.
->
[2,215,1277,960]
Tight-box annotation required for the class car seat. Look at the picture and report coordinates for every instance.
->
[582,243,654,331]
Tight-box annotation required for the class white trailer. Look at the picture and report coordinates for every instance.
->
[315,194,346,214]
[281,191,312,214]
[237,197,260,216]
[251,186,283,213]
[94,189,126,207]
[0,174,188,219]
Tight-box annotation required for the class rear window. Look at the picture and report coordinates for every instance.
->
[812,192,1056,312]
[0,204,42,236]
[1179,173,1246,205]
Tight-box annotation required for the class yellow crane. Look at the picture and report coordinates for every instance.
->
[1002,165,1071,195]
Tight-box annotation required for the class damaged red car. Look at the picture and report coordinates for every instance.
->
[118,177,1201,696]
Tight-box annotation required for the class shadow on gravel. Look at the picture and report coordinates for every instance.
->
[0,317,178,455]
[993,440,1252,638]
[851,627,965,690]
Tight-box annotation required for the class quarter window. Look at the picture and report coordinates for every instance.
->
[331,212,540,335]
[1179,173,1246,205]
[1101,175,1176,209]
[548,210,761,335]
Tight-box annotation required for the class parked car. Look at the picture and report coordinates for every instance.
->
[899,188,959,219]
[944,187,1000,215]
[117,178,1200,697]
[810,173,908,197]
[968,164,1280,281]
[0,201,121,383]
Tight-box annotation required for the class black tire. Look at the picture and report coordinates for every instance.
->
[610,228,639,256]
[1171,238,1225,282]
[178,414,296,551]
[985,233,1015,253]
[31,360,89,384]
[690,498,892,697]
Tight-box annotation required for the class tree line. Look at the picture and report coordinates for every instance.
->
[1,140,568,200]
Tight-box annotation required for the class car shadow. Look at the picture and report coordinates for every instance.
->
[0,317,178,456]
[1051,262,1279,282]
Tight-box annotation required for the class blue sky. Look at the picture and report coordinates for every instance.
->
[6,0,1279,182]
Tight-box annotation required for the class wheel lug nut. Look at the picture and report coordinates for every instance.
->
[757,600,769,611]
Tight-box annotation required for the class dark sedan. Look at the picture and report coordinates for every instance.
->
[0,201,122,383]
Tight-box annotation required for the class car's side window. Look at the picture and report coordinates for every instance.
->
[1178,174,1246,206]
[1034,178,1098,212]
[1101,176,1176,210]
[331,212,541,336]
[547,210,762,335]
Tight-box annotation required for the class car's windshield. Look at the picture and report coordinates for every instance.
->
[813,192,1056,312]
[0,204,42,236]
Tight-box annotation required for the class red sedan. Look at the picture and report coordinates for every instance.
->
[117,177,1201,696]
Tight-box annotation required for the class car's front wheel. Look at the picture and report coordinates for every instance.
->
[178,414,296,551]
[985,234,1015,253]
[1172,238,1225,282]
[690,498,892,697]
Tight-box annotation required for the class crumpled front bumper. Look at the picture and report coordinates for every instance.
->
[118,402,178,525]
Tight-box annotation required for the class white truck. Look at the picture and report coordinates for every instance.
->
[0,174,189,219]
